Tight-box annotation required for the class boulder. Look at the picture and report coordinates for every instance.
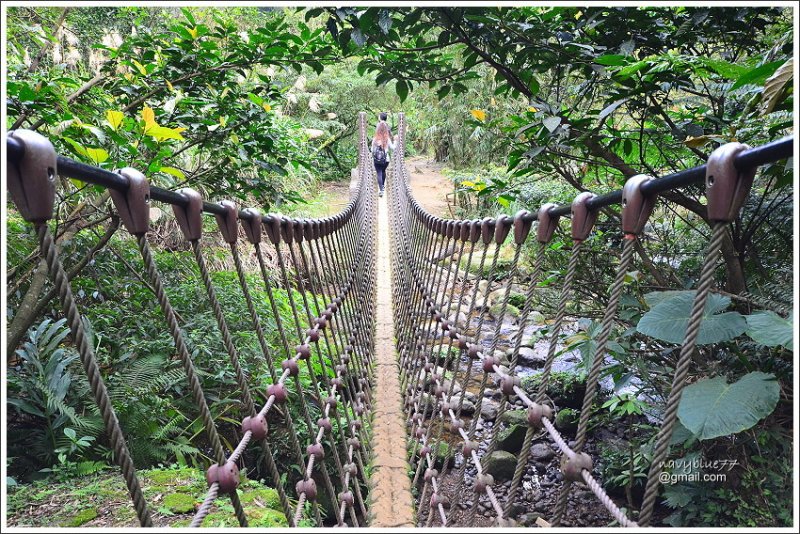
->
[484,450,518,481]
[497,424,527,453]
[481,399,500,422]
[555,408,579,433]
[530,442,555,462]
[500,409,528,427]
[528,311,546,325]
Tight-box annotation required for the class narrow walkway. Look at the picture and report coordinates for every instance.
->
[369,192,415,527]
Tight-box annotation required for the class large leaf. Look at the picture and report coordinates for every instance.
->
[745,310,793,350]
[677,372,779,440]
[597,98,628,121]
[729,60,784,90]
[637,291,746,345]
[542,116,561,132]
[761,58,793,115]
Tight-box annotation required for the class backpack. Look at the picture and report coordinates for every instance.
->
[373,144,387,165]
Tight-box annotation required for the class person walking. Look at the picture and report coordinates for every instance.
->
[372,112,395,197]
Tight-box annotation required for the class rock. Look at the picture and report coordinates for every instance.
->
[448,312,468,326]
[458,398,477,415]
[61,508,99,527]
[555,408,579,433]
[530,443,555,462]
[489,302,521,319]
[484,451,517,481]
[519,513,542,527]
[533,461,549,473]
[528,311,545,325]
[508,346,545,366]
[487,288,505,306]
[481,399,500,421]
[497,424,527,453]
[500,409,527,427]
[477,280,490,296]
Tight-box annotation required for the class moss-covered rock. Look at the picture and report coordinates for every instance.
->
[521,371,587,409]
[555,408,579,433]
[484,451,517,481]
[497,424,527,453]
[500,408,528,427]
[61,508,98,527]
[239,487,280,510]
[163,492,196,513]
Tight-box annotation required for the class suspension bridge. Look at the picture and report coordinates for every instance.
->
[5,112,793,527]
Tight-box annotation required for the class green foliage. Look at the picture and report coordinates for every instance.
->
[636,291,747,345]
[744,311,793,350]
[7,319,103,471]
[677,372,780,440]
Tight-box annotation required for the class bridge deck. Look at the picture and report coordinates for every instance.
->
[368,189,416,527]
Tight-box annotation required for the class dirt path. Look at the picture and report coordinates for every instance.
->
[403,156,455,217]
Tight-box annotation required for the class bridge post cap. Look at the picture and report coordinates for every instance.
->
[467,219,481,242]
[206,460,240,494]
[7,129,57,223]
[263,215,281,244]
[500,375,521,396]
[338,491,355,507]
[480,217,496,244]
[110,167,150,235]
[449,220,459,238]
[706,142,756,223]
[282,358,300,377]
[214,200,239,244]
[172,188,204,241]
[305,219,317,240]
[292,218,305,243]
[279,216,294,243]
[536,203,560,243]
[242,413,268,441]
[458,220,469,241]
[241,208,262,244]
[621,174,657,235]
[527,403,553,428]
[561,451,593,482]
[571,191,598,241]
[513,209,533,244]
[494,214,513,244]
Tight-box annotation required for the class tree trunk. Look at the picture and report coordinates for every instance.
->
[7,259,49,356]
[720,229,747,294]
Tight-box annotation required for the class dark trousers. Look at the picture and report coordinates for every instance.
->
[374,161,388,191]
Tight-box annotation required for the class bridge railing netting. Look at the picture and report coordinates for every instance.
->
[388,112,792,527]
[6,111,379,527]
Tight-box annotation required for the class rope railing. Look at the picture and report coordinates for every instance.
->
[5,112,792,527]
[388,112,792,527]
[5,111,379,527]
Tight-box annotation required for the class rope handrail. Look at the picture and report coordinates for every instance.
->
[5,111,379,527]
[4,113,792,528]
[389,111,792,527]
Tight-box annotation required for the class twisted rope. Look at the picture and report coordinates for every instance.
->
[638,222,728,526]
[37,223,152,527]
